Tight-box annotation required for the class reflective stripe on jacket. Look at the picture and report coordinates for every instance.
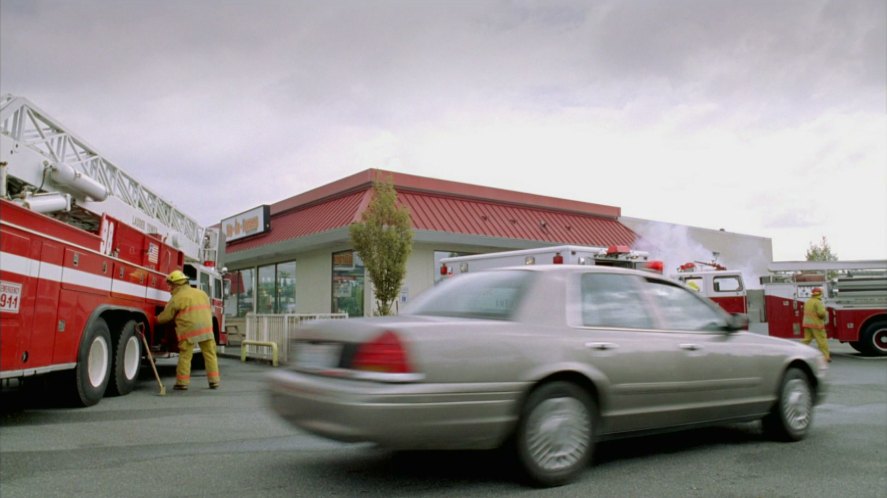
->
[802,295,827,330]
[157,285,215,344]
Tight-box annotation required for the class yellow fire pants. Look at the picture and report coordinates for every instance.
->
[175,338,221,387]
[802,327,830,361]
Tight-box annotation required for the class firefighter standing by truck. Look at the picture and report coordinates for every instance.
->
[156,270,222,390]
[802,287,831,362]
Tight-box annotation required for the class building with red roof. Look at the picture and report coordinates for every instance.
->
[220,168,771,319]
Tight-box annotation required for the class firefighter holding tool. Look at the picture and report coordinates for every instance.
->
[156,270,221,390]
[802,287,831,362]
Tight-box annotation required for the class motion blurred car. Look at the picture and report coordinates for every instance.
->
[267,265,827,487]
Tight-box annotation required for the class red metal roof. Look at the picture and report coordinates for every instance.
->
[226,169,636,253]
[400,192,635,246]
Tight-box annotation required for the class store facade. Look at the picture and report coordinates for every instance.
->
[220,168,645,319]
[221,169,773,323]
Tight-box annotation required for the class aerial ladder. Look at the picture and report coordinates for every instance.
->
[0,94,217,262]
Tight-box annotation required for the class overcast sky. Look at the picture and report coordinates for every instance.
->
[2,0,884,261]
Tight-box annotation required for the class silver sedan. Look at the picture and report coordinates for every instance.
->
[267,265,827,487]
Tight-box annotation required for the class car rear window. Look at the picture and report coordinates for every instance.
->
[403,270,531,320]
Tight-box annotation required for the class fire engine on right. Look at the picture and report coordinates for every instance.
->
[761,260,887,356]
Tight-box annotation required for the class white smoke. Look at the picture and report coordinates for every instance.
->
[627,219,769,290]
[631,222,718,274]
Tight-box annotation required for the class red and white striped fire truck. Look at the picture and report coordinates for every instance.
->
[671,261,748,314]
[762,260,887,356]
[0,95,226,406]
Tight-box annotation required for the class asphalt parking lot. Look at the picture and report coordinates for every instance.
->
[1,339,885,498]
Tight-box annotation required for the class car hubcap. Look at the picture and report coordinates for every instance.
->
[783,378,812,431]
[526,396,590,471]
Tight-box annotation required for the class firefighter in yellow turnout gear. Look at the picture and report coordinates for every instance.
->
[156,270,221,390]
[802,287,831,362]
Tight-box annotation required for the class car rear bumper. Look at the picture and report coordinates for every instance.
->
[267,369,524,450]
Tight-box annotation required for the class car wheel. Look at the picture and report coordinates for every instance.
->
[515,381,595,487]
[762,368,813,442]
[860,319,887,357]
[107,320,142,396]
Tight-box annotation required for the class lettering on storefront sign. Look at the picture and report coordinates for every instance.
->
[222,205,271,243]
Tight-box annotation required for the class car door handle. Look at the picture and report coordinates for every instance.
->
[680,343,701,351]
[586,342,618,351]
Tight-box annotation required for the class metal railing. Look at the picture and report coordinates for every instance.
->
[242,313,348,364]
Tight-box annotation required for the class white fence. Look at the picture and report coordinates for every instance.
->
[243,313,348,364]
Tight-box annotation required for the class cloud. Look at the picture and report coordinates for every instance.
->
[1,0,884,262]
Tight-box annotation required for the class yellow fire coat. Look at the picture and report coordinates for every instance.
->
[802,295,827,330]
[156,284,215,344]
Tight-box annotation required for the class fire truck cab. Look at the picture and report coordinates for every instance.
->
[671,261,748,314]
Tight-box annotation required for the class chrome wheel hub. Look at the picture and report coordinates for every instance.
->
[525,396,591,471]
[783,378,812,431]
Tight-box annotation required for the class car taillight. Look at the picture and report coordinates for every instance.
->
[352,331,412,374]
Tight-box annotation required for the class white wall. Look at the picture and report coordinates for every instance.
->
[294,249,333,313]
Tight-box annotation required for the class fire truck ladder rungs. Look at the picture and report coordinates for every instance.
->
[0,94,202,252]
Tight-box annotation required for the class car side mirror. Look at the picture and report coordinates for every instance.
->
[727,313,749,332]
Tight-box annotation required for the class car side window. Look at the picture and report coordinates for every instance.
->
[580,273,653,329]
[644,279,727,331]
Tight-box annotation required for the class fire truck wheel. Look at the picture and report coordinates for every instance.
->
[762,368,813,442]
[107,320,142,396]
[848,341,866,354]
[858,319,887,357]
[66,318,113,407]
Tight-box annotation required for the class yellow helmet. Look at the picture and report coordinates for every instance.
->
[166,270,189,285]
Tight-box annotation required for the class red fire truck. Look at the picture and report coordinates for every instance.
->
[762,260,887,356]
[671,261,748,314]
[0,95,226,406]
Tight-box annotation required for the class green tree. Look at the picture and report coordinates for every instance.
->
[806,236,838,262]
[349,177,413,316]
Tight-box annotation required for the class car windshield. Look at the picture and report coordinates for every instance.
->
[403,270,531,320]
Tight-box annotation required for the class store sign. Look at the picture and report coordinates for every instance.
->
[333,252,354,267]
[222,205,271,243]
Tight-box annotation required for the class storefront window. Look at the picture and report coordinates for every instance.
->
[332,250,364,317]
[224,268,255,318]
[257,264,276,314]
[277,261,297,313]
[234,262,297,315]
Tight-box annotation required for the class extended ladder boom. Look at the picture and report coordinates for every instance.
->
[0,94,205,260]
